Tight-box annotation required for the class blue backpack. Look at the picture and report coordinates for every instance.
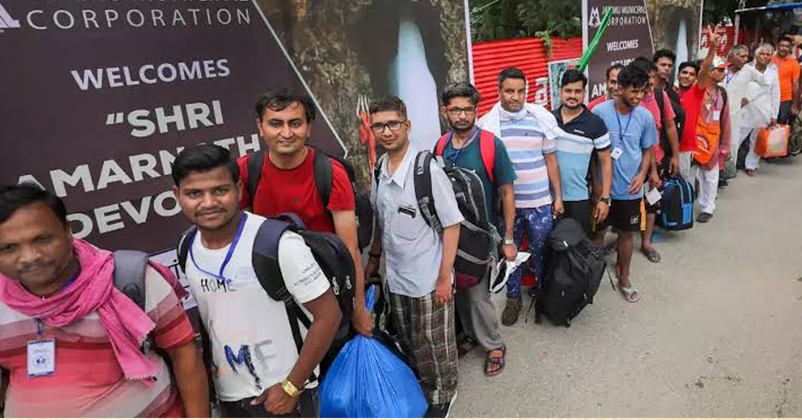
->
[658,176,694,231]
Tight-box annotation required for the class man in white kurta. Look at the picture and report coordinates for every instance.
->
[721,45,770,160]
[740,44,781,174]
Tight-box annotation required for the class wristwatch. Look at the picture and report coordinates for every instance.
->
[503,238,515,246]
[281,379,303,398]
[599,197,611,205]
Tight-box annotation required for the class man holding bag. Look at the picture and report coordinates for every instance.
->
[365,95,463,418]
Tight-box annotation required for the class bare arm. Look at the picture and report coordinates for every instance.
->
[629,147,653,195]
[288,291,341,390]
[698,28,721,89]
[665,117,681,175]
[166,340,210,418]
[598,149,613,199]
[331,210,372,335]
[500,183,515,239]
[438,223,461,283]
[793,79,800,113]
[544,152,563,214]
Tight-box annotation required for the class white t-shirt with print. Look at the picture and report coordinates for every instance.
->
[184,212,329,402]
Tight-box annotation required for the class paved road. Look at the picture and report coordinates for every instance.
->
[452,157,802,417]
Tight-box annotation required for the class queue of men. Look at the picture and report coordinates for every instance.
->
[1,26,799,418]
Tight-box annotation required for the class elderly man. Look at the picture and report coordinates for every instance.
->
[721,44,769,179]
[740,44,781,176]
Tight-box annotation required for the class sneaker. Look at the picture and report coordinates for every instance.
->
[697,212,713,223]
[425,392,457,418]
[501,297,522,326]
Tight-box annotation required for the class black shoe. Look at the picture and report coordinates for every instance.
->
[718,179,728,189]
[697,212,713,223]
[425,393,457,418]
[527,287,537,298]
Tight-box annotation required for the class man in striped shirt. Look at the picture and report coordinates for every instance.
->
[479,67,563,326]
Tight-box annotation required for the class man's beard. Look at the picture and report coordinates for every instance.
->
[449,120,474,133]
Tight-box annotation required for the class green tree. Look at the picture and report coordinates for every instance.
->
[471,0,582,43]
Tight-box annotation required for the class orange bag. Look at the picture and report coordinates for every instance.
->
[694,118,720,165]
[755,125,790,158]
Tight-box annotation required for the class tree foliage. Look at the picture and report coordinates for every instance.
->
[471,0,582,43]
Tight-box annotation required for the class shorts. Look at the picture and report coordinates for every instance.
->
[563,200,592,235]
[596,198,642,233]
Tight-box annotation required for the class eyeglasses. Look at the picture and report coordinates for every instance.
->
[447,107,476,117]
[370,120,406,133]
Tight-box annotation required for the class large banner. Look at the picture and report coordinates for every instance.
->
[582,0,655,101]
[646,0,704,80]
[0,0,471,301]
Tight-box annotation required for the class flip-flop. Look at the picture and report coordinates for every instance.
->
[484,345,506,377]
[619,284,640,303]
[641,248,661,263]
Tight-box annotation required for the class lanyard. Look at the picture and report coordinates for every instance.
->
[445,128,480,164]
[189,212,247,284]
[615,110,633,143]
[725,71,736,87]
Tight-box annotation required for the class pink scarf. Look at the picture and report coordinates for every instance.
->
[0,239,185,382]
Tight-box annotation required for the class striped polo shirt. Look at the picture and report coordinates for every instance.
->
[0,267,195,417]
[500,113,559,209]
[553,106,611,201]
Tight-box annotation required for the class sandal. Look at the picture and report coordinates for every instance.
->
[484,345,506,377]
[619,284,640,303]
[457,336,479,358]
[641,247,661,263]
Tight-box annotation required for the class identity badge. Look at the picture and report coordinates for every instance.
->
[712,110,721,121]
[27,339,56,377]
[611,147,624,160]
[646,188,662,205]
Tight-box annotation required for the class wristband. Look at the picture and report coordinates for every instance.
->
[281,379,302,398]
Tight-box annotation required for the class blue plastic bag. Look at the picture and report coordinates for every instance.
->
[319,286,428,418]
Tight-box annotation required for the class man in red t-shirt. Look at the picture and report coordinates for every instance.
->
[237,91,373,337]
[678,28,722,183]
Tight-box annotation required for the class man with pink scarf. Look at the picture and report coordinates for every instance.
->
[0,184,209,417]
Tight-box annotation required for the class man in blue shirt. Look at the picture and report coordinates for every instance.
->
[553,69,613,235]
[591,64,657,304]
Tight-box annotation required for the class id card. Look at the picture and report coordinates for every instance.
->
[712,110,721,121]
[645,187,662,205]
[611,147,624,160]
[27,339,55,377]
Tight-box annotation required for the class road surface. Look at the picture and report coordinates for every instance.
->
[452,157,802,417]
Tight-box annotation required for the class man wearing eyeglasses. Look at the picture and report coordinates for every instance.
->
[437,82,516,377]
[477,68,563,327]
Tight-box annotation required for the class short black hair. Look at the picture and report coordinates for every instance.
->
[172,144,240,187]
[498,67,526,90]
[561,69,587,88]
[369,95,408,119]
[617,64,650,89]
[678,61,700,75]
[0,183,68,226]
[653,49,677,64]
[441,82,481,107]
[632,56,658,74]
[779,35,794,45]
[255,90,317,122]
[606,64,625,81]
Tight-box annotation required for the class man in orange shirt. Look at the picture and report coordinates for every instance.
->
[774,35,800,124]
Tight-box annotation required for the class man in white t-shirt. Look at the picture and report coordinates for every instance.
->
[172,144,342,418]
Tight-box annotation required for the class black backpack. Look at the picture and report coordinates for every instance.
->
[247,148,374,250]
[658,176,694,231]
[176,213,356,362]
[375,151,496,289]
[655,87,685,159]
[535,218,605,327]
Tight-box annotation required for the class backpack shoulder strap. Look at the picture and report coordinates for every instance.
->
[478,129,496,184]
[434,133,450,156]
[176,225,199,275]
[413,150,443,234]
[250,218,311,356]
[112,250,149,310]
[719,86,728,109]
[655,89,665,120]
[247,150,266,207]
[312,148,334,209]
